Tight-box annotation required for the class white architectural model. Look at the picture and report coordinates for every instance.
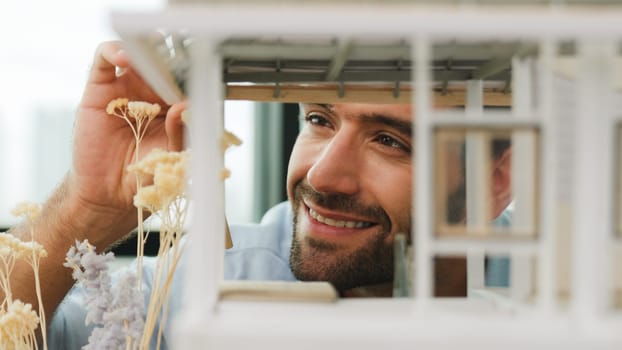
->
[111,2,622,349]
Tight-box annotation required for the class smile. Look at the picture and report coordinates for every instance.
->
[308,208,373,229]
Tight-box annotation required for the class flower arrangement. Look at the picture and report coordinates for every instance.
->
[106,98,162,286]
[128,148,189,350]
[62,99,240,350]
[1,202,48,350]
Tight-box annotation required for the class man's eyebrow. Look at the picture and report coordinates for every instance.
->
[360,114,412,137]
[310,103,334,112]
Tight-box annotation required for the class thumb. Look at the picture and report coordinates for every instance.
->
[165,101,188,151]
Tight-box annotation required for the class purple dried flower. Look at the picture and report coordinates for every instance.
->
[64,240,145,349]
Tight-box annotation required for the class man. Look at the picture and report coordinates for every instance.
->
[5,41,512,347]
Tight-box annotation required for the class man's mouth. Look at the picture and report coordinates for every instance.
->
[308,207,374,229]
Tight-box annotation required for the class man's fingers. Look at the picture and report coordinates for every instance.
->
[88,41,130,84]
[166,102,188,151]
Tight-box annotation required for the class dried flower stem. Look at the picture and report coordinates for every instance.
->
[0,253,16,306]
[28,231,46,350]
[140,198,187,350]
[106,99,161,288]
[0,203,48,350]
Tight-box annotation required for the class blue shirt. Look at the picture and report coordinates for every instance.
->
[48,202,296,350]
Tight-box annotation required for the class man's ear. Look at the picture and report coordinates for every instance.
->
[491,148,512,218]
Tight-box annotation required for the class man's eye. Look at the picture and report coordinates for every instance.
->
[304,113,331,127]
[377,134,409,152]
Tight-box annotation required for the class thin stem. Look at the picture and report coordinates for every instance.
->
[134,117,145,288]
[30,227,47,350]
[0,254,15,306]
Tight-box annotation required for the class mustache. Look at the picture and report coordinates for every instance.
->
[293,181,392,230]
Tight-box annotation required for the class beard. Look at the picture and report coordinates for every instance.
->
[288,181,404,292]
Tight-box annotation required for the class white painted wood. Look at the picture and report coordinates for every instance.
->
[111,6,622,40]
[509,57,536,302]
[511,57,536,235]
[184,38,225,314]
[465,80,486,296]
[572,41,616,322]
[537,40,557,312]
[414,37,433,303]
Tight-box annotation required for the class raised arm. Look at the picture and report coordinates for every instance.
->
[5,40,186,327]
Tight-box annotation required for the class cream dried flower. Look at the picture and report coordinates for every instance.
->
[10,202,41,222]
[153,163,185,197]
[105,98,129,115]
[105,99,161,144]
[221,168,231,180]
[127,148,186,179]
[0,233,45,260]
[180,110,190,124]
[222,130,242,152]
[128,101,161,124]
[130,149,189,212]
[133,186,165,212]
[0,300,39,350]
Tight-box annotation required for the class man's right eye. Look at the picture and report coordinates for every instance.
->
[304,113,331,128]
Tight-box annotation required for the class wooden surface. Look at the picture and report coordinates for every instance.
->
[219,281,338,302]
[226,84,512,107]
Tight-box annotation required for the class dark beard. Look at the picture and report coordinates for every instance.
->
[288,182,397,292]
[446,181,466,224]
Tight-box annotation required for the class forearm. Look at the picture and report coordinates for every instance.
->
[5,173,136,325]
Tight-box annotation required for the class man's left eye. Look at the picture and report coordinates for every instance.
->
[376,134,408,152]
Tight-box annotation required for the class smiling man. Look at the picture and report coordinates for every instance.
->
[197,98,512,301]
[288,103,412,293]
[223,101,511,297]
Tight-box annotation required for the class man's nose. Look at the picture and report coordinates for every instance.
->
[306,132,361,195]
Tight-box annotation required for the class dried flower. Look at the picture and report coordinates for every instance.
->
[129,149,189,212]
[0,300,39,349]
[10,202,42,222]
[64,240,144,350]
[1,202,49,350]
[221,168,231,180]
[222,130,242,151]
[105,98,163,290]
[105,99,161,147]
[64,240,114,325]
[180,110,190,124]
[106,98,129,115]
[0,233,47,261]
[128,101,161,124]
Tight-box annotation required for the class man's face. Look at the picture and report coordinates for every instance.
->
[286,103,413,291]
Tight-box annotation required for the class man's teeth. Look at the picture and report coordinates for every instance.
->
[309,208,372,228]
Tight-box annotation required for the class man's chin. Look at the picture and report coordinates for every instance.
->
[289,234,394,292]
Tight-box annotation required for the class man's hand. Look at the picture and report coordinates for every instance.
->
[65,40,186,249]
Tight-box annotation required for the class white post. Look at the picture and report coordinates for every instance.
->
[511,57,536,235]
[184,37,225,314]
[510,56,536,301]
[414,36,433,303]
[465,79,486,296]
[536,40,557,312]
[572,41,615,324]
